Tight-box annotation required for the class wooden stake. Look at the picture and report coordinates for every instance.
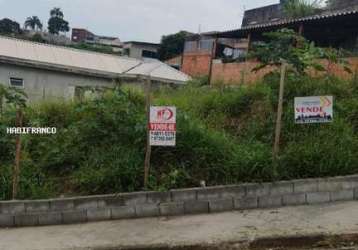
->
[144,76,152,189]
[273,62,287,161]
[12,109,23,200]
[208,37,218,85]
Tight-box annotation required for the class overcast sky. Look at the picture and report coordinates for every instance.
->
[0,0,277,43]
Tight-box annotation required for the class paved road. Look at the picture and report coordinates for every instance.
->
[0,201,358,250]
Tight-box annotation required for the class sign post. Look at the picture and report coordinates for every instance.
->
[144,76,152,189]
[273,62,287,161]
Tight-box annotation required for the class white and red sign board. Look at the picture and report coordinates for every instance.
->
[295,96,333,124]
[149,106,176,146]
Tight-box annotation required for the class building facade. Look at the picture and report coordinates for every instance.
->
[181,3,358,83]
[122,41,160,59]
[71,28,122,53]
[0,36,190,102]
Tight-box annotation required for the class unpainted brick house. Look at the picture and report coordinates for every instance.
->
[181,0,358,84]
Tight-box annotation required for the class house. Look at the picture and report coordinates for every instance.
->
[165,55,183,70]
[122,41,160,59]
[71,28,122,53]
[181,1,358,84]
[71,28,95,43]
[0,36,190,102]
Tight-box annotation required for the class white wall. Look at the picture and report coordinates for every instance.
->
[0,63,114,102]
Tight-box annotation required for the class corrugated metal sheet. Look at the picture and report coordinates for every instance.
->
[126,59,189,84]
[0,36,190,83]
[216,7,358,36]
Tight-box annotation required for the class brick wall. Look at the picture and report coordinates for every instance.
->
[182,51,213,77]
[211,57,358,85]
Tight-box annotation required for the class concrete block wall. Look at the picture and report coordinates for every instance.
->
[1,175,358,227]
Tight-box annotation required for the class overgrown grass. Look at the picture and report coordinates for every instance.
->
[0,73,357,200]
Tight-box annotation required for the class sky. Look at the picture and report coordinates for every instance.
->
[0,0,277,43]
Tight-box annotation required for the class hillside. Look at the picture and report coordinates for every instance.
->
[0,73,357,200]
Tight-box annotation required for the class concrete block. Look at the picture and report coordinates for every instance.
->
[282,193,306,206]
[146,191,171,204]
[87,208,111,222]
[135,204,160,217]
[0,214,14,227]
[14,214,39,227]
[293,179,318,193]
[62,210,87,224]
[330,189,354,202]
[25,201,50,212]
[99,195,124,208]
[111,206,136,219]
[184,200,209,214]
[38,212,62,226]
[171,188,198,202]
[50,199,74,211]
[209,199,234,213]
[0,201,25,214]
[270,181,293,196]
[121,192,147,206]
[245,183,270,197]
[160,202,184,216]
[234,197,258,210]
[343,175,358,188]
[258,195,282,208]
[197,186,245,200]
[74,197,99,210]
[306,192,330,204]
[318,178,354,192]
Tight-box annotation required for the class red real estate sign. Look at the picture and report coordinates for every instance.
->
[149,106,176,146]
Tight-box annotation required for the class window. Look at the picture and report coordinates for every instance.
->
[9,77,24,87]
[184,41,197,52]
[199,39,214,51]
[142,50,158,59]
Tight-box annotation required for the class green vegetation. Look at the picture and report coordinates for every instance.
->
[250,29,351,74]
[283,0,321,19]
[67,43,121,55]
[24,16,43,31]
[0,18,21,35]
[158,31,192,60]
[48,7,70,35]
[1,73,357,200]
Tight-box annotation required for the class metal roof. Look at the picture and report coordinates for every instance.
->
[0,36,190,84]
[216,7,358,37]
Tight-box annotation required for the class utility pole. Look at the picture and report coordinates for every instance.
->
[143,76,152,189]
[273,61,287,161]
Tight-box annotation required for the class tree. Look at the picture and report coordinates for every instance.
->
[283,0,321,19]
[0,18,21,35]
[0,85,28,199]
[250,28,325,74]
[24,16,43,31]
[250,28,352,75]
[48,7,70,35]
[50,7,64,18]
[158,31,192,61]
